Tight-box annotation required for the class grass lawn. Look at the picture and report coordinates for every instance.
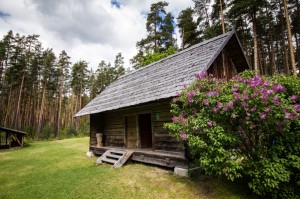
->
[0,137,252,199]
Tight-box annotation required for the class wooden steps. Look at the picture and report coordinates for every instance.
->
[96,149,133,168]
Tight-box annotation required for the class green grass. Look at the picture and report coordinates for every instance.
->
[0,137,252,199]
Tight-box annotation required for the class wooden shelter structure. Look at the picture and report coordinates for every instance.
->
[75,31,250,168]
[0,126,27,149]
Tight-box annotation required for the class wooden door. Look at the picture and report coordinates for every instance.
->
[138,113,152,148]
[125,115,137,148]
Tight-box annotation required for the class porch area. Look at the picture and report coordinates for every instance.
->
[90,145,187,168]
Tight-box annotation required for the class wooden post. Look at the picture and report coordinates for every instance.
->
[21,136,24,147]
[5,132,8,147]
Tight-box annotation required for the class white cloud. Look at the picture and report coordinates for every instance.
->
[0,0,194,70]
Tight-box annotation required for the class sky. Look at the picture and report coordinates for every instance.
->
[0,0,194,70]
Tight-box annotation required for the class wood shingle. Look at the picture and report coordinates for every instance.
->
[75,31,249,117]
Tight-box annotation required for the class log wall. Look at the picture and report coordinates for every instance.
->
[90,98,182,152]
[207,50,237,80]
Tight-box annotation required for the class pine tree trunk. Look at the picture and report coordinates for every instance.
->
[283,0,297,76]
[30,81,37,136]
[13,72,25,129]
[204,5,210,27]
[219,0,225,34]
[79,81,82,111]
[266,4,276,75]
[182,28,185,49]
[54,79,63,138]
[297,1,300,73]
[4,84,12,126]
[277,2,290,74]
[36,83,46,140]
[282,37,290,75]
[73,94,78,130]
[270,34,276,75]
[0,61,3,88]
[240,22,251,66]
[252,13,259,73]
[296,33,300,73]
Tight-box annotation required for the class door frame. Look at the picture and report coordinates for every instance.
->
[138,113,153,149]
[124,112,153,149]
[124,114,138,148]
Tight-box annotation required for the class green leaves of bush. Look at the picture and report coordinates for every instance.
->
[165,70,300,198]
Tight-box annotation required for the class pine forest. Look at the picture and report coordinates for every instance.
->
[0,0,299,139]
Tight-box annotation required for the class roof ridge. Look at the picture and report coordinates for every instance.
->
[115,31,233,81]
[203,30,235,70]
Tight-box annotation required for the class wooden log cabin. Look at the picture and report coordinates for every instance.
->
[75,31,250,168]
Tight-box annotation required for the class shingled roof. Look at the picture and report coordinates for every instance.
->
[75,31,249,117]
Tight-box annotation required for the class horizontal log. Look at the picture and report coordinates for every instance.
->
[132,154,186,168]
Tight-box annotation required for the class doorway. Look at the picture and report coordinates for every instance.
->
[138,113,152,148]
[125,115,137,148]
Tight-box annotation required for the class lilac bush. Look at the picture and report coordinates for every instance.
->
[165,70,300,198]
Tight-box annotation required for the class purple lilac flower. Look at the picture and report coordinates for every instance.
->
[203,99,210,106]
[291,95,299,101]
[265,108,271,113]
[284,113,292,119]
[238,77,244,82]
[207,91,219,97]
[252,92,259,98]
[261,90,269,100]
[217,101,223,109]
[172,116,179,122]
[245,79,252,84]
[260,112,267,120]
[285,112,298,120]
[276,121,284,127]
[187,91,196,103]
[234,84,240,88]
[179,130,186,134]
[234,93,241,102]
[243,93,249,100]
[212,107,219,113]
[251,107,257,112]
[227,101,234,110]
[181,134,187,141]
[231,87,238,92]
[292,104,300,112]
[184,84,188,89]
[181,118,187,125]
[250,76,264,88]
[176,115,187,124]
[263,81,270,87]
[175,92,180,97]
[266,89,274,95]
[197,84,203,90]
[272,84,285,92]
[195,71,207,80]
[273,96,281,105]
[292,112,299,120]
[207,121,213,126]
[241,101,248,109]
[223,106,228,111]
